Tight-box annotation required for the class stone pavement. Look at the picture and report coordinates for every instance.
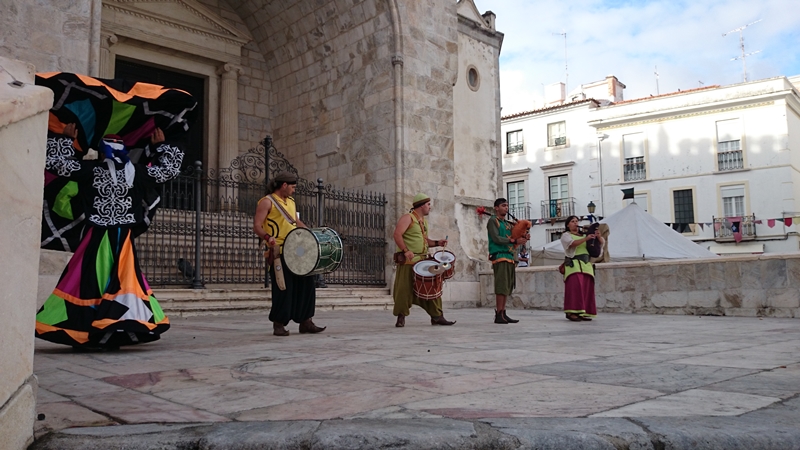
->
[30,309,800,449]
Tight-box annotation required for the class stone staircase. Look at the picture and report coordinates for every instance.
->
[157,286,394,317]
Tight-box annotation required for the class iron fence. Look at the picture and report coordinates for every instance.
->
[137,137,387,287]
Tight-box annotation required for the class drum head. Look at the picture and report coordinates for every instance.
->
[282,228,320,276]
[433,250,455,264]
[413,260,439,276]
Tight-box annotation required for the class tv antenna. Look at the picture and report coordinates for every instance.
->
[552,30,568,93]
[723,19,762,82]
[654,65,660,95]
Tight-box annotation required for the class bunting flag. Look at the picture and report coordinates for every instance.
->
[768,219,775,228]
[621,188,635,200]
[786,218,793,227]
[697,223,704,231]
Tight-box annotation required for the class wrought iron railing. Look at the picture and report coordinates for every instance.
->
[506,143,523,154]
[712,214,756,240]
[623,156,646,181]
[509,202,533,221]
[540,197,575,220]
[717,150,744,171]
[137,137,387,287]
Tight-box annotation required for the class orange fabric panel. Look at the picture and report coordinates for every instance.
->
[35,322,89,343]
[54,289,103,307]
[47,114,83,152]
[92,318,157,331]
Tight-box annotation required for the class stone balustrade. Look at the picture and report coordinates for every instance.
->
[479,254,800,318]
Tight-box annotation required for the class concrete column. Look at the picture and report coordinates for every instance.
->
[99,32,118,78]
[216,63,242,170]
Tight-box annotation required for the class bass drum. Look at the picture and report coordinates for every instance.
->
[282,227,343,276]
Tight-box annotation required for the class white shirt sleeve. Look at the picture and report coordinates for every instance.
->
[561,233,577,258]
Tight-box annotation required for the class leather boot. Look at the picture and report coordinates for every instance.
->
[430,316,456,326]
[494,309,508,324]
[273,323,290,336]
[299,319,326,334]
[395,314,405,327]
[502,310,519,323]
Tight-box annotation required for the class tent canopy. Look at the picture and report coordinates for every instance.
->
[530,202,718,264]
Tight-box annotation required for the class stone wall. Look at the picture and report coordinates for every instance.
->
[0,0,95,74]
[0,56,53,450]
[478,255,800,318]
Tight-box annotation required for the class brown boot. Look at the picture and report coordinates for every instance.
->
[273,323,290,336]
[395,314,405,327]
[299,319,326,334]
[430,316,456,326]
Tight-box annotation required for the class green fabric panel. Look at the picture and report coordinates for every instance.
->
[36,295,68,325]
[149,295,166,323]
[96,232,114,293]
[103,101,137,136]
[53,181,79,220]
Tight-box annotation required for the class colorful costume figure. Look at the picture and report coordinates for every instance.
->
[561,231,599,320]
[487,213,519,323]
[35,133,183,349]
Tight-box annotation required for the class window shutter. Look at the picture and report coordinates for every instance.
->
[716,119,740,143]
[623,133,645,158]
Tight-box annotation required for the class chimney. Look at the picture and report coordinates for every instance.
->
[545,82,565,106]
[605,75,626,103]
[482,11,496,30]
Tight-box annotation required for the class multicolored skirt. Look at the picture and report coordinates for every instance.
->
[35,226,169,348]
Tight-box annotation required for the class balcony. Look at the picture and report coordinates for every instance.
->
[540,197,576,220]
[713,214,756,241]
[509,202,533,221]
[623,156,646,181]
[506,143,524,154]
[717,150,744,171]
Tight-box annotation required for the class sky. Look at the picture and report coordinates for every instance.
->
[479,0,800,116]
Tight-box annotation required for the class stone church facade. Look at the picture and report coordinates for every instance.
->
[2,0,503,299]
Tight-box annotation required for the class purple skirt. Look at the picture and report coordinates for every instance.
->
[564,272,597,317]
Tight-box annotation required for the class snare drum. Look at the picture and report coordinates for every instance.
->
[412,260,444,300]
[282,227,343,276]
[433,250,456,280]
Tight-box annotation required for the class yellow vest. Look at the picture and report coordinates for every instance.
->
[563,232,594,279]
[396,213,428,264]
[259,194,297,253]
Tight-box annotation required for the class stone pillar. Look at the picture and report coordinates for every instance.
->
[0,56,52,450]
[217,63,241,170]
[98,32,118,78]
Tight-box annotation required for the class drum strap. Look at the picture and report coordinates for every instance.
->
[268,194,297,226]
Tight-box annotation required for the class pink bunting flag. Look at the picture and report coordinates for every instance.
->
[768,219,775,228]
[734,231,743,243]
[714,222,722,231]
[786,218,793,227]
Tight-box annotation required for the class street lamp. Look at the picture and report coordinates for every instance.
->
[587,201,596,214]
[597,134,609,216]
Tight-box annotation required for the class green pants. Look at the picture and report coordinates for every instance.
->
[492,261,516,296]
[392,263,443,317]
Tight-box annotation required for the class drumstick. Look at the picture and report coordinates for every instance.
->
[271,240,287,291]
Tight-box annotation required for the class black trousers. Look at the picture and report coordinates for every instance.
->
[268,254,317,325]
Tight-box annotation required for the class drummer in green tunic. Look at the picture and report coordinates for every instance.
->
[392,194,456,327]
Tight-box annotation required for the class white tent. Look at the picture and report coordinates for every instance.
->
[530,202,718,265]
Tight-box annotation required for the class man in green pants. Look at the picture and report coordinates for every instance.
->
[392,193,456,327]
[487,198,527,324]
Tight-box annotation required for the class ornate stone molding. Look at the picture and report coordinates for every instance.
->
[216,63,243,78]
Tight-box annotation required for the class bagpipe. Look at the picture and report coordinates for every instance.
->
[476,206,531,246]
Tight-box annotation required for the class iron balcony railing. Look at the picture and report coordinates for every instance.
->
[540,197,575,220]
[509,202,533,221]
[623,156,646,181]
[506,143,523,154]
[718,150,744,171]
[548,136,566,147]
[712,214,756,241]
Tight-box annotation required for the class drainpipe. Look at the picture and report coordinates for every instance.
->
[597,134,609,216]
[388,0,404,223]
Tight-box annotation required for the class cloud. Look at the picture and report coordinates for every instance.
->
[478,0,800,116]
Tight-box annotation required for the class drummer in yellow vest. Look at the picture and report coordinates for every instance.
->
[392,193,456,327]
[253,171,325,336]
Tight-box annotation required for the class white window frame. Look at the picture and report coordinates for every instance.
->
[506,130,523,154]
[670,187,697,235]
[547,121,567,147]
[718,182,749,218]
[716,118,745,171]
[622,132,647,182]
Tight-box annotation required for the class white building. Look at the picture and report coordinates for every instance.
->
[501,75,800,256]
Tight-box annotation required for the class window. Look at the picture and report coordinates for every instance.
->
[467,66,480,91]
[673,189,695,224]
[626,193,649,212]
[547,121,566,147]
[716,119,743,170]
[507,181,526,217]
[623,133,646,181]
[721,185,745,217]
[547,228,563,243]
[506,130,523,154]
[549,175,569,200]
[545,175,570,218]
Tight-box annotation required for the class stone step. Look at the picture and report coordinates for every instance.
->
[156,287,394,317]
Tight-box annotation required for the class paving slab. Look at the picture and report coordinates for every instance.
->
[29,309,800,449]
